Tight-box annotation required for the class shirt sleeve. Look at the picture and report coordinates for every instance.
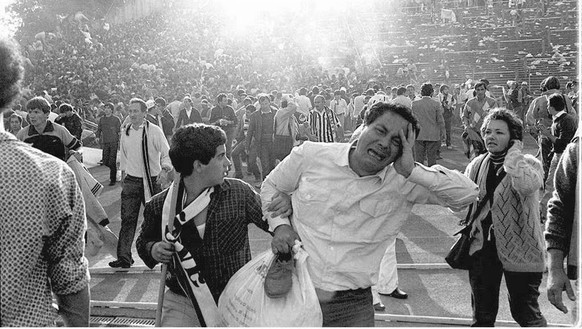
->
[154,126,172,170]
[403,163,479,212]
[260,142,307,231]
[137,196,163,269]
[503,142,544,196]
[119,133,127,172]
[545,141,578,252]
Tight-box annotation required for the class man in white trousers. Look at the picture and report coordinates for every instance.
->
[372,237,408,311]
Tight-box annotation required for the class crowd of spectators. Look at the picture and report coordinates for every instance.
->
[9,0,574,128]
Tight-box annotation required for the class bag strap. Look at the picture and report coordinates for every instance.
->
[463,156,507,227]
[461,155,485,227]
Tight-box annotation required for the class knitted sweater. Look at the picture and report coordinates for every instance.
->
[466,142,546,272]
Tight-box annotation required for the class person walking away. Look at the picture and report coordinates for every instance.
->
[96,102,121,185]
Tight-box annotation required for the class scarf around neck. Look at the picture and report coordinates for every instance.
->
[161,177,220,326]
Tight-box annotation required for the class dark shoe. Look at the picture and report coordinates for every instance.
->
[108,181,116,186]
[374,302,386,312]
[380,287,408,299]
[108,259,131,268]
[264,253,294,298]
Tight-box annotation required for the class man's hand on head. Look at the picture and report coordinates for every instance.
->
[393,123,416,178]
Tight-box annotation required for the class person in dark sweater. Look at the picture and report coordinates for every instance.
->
[96,102,122,185]
[539,93,578,221]
[545,131,579,319]
[55,103,83,140]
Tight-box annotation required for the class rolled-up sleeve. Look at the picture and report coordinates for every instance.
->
[405,163,479,212]
[261,143,306,231]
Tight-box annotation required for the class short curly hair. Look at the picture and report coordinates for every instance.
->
[169,124,227,177]
[0,38,25,111]
[480,108,523,141]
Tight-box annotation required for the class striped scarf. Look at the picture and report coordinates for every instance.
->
[127,120,155,202]
[161,177,221,326]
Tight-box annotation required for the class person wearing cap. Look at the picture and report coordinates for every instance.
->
[55,103,83,140]
[147,97,175,142]
[96,102,122,185]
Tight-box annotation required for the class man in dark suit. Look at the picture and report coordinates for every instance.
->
[411,83,445,166]
[246,94,277,185]
[147,97,175,142]
[175,96,202,130]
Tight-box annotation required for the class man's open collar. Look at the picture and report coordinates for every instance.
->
[28,120,54,136]
[332,140,390,182]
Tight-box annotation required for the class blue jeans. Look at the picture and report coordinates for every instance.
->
[117,175,161,264]
[469,235,547,327]
[316,287,374,327]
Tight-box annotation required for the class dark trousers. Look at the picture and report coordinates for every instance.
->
[443,112,453,146]
[537,136,553,184]
[414,140,440,166]
[316,287,374,327]
[258,139,276,180]
[102,142,118,182]
[273,134,294,161]
[118,175,161,264]
[232,141,260,180]
[469,236,547,327]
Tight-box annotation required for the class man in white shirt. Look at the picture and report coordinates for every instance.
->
[109,98,173,268]
[295,87,312,122]
[261,102,478,326]
[330,90,348,127]
[393,86,413,109]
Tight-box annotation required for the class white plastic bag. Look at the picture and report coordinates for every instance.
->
[218,243,322,327]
